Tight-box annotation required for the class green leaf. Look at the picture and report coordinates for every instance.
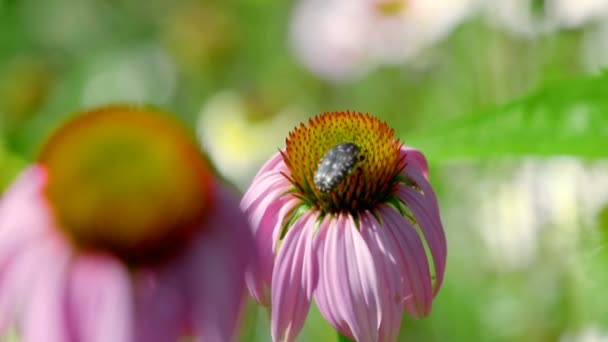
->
[406,74,608,161]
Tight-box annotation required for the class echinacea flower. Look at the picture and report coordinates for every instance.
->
[365,0,478,65]
[241,111,446,342]
[0,106,253,341]
[289,0,477,81]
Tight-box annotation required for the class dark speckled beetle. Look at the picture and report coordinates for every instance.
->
[314,142,362,193]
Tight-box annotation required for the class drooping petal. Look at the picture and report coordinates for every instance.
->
[68,253,133,342]
[240,152,290,213]
[248,152,288,188]
[185,185,254,342]
[132,267,185,342]
[0,166,54,334]
[0,235,52,333]
[314,217,353,338]
[315,214,381,342]
[20,237,73,342]
[0,166,52,264]
[398,147,447,295]
[359,211,405,342]
[396,181,446,295]
[399,146,429,178]
[245,181,293,234]
[246,195,299,305]
[379,205,434,318]
[270,211,319,342]
[240,154,298,305]
[310,216,351,335]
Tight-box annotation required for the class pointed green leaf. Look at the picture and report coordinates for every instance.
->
[407,74,608,161]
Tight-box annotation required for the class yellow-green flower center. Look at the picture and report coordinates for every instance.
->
[282,111,405,215]
[39,106,213,266]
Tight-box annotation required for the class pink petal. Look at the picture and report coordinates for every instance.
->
[310,217,351,335]
[21,237,73,342]
[244,263,268,306]
[248,152,288,186]
[396,181,446,295]
[315,214,381,342]
[270,211,319,342]
[184,185,254,342]
[67,253,133,342]
[0,166,52,264]
[240,154,298,306]
[240,152,290,213]
[359,211,405,342]
[247,196,300,305]
[245,181,293,234]
[0,166,64,335]
[379,205,433,318]
[398,147,447,295]
[399,146,429,178]
[0,235,52,333]
[132,268,185,342]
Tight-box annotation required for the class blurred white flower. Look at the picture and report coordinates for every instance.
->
[474,158,608,271]
[197,91,303,189]
[289,0,477,81]
[484,0,608,37]
[484,0,555,37]
[551,0,608,28]
[477,160,541,270]
[581,19,608,73]
[560,325,608,342]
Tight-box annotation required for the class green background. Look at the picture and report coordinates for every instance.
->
[2,0,608,341]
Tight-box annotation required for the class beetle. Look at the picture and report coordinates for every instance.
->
[313,142,362,193]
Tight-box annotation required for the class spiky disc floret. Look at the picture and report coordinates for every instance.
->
[282,111,405,214]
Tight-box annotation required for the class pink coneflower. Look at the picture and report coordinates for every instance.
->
[242,111,446,342]
[0,106,253,341]
[289,0,477,81]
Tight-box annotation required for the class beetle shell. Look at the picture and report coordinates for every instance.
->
[314,142,361,193]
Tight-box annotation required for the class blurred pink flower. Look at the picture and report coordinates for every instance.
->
[242,112,446,342]
[366,0,478,65]
[0,106,254,342]
[289,0,477,81]
[289,0,372,82]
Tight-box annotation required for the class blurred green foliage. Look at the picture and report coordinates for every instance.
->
[408,73,608,161]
